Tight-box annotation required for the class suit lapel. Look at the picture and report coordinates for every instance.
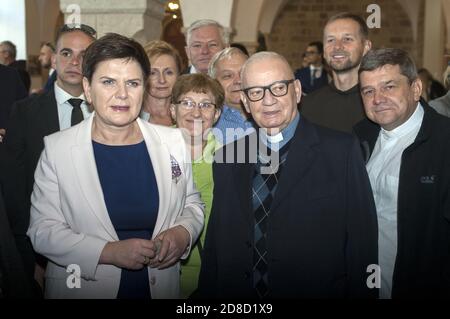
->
[38,89,60,134]
[71,115,118,240]
[136,119,172,238]
[270,118,319,212]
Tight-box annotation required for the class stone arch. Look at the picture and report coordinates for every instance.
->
[266,0,419,70]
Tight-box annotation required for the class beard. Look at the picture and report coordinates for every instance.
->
[328,50,364,74]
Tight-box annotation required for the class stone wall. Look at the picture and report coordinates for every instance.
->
[267,0,424,70]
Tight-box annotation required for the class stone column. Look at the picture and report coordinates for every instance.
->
[422,0,445,79]
[59,0,166,45]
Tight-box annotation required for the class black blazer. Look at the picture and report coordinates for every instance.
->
[0,143,37,298]
[0,64,27,129]
[294,66,328,94]
[353,101,450,298]
[0,184,35,298]
[3,89,59,277]
[198,117,378,298]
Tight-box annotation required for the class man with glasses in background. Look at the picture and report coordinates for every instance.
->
[3,24,96,295]
[294,41,329,95]
[184,19,228,74]
[198,51,378,299]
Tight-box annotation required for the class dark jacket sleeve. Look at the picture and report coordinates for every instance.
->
[196,162,220,298]
[0,187,36,298]
[345,137,379,298]
[15,72,28,101]
[2,101,36,279]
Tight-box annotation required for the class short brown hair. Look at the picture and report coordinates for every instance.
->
[143,40,183,75]
[359,48,418,84]
[82,33,150,83]
[171,73,224,111]
[326,12,369,39]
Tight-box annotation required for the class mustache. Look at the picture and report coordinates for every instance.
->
[331,51,350,57]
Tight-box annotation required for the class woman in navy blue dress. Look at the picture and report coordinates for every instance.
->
[27,34,204,299]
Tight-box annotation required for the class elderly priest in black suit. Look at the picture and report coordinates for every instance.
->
[198,51,378,299]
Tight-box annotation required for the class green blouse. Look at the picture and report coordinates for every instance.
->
[180,133,220,298]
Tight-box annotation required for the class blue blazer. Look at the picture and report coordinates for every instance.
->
[294,66,328,95]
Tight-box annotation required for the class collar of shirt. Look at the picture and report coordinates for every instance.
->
[139,110,151,122]
[260,112,300,151]
[54,82,91,130]
[380,102,424,141]
[190,65,199,74]
[222,105,247,122]
[54,81,85,105]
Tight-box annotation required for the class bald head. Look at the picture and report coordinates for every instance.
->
[240,51,294,87]
[240,51,301,135]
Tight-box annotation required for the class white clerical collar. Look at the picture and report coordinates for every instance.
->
[54,82,85,106]
[262,130,284,143]
[381,102,424,140]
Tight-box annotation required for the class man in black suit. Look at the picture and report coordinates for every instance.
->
[354,48,450,298]
[0,64,27,140]
[294,41,328,95]
[3,24,96,287]
[198,52,378,298]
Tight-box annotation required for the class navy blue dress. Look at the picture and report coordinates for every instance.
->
[93,140,159,299]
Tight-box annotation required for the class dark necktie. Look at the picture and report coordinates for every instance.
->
[68,98,84,126]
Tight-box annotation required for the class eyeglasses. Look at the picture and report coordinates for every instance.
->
[242,79,295,102]
[177,99,216,111]
[304,51,319,56]
[60,24,97,38]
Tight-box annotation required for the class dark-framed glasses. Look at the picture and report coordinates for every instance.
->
[242,79,295,102]
[177,99,216,111]
[60,23,97,38]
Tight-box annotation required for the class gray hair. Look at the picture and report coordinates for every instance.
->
[0,41,16,59]
[359,48,418,84]
[185,19,229,47]
[208,47,248,78]
[240,51,294,85]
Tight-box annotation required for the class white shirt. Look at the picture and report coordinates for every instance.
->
[54,82,91,130]
[139,110,151,122]
[189,65,199,74]
[309,65,322,79]
[366,102,424,299]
